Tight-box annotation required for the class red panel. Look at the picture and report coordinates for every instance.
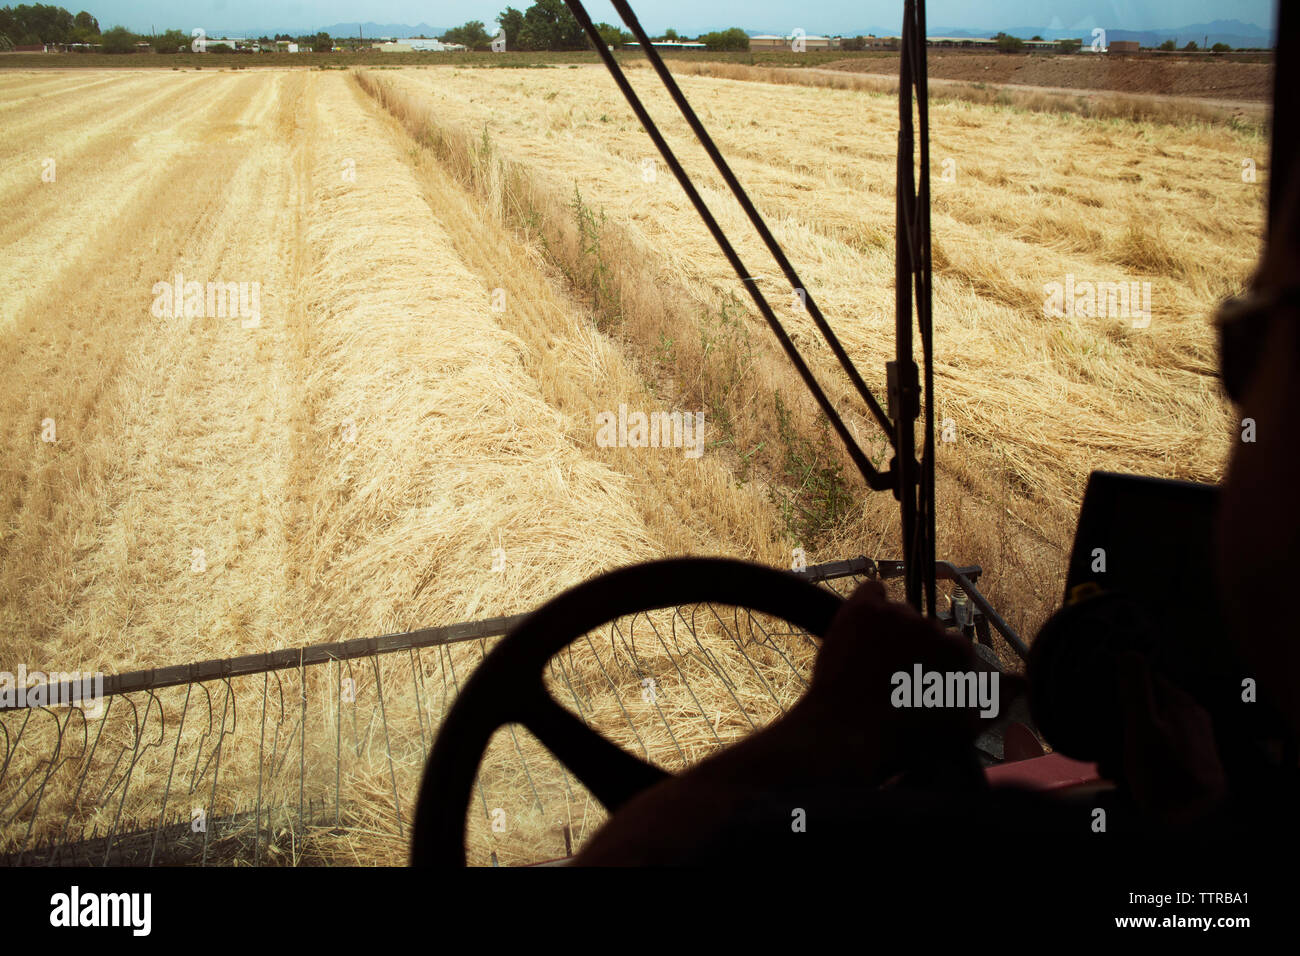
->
[984,753,1100,791]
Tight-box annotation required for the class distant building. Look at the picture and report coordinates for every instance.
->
[625,40,707,50]
[1108,40,1140,53]
[748,34,841,51]
[376,42,413,52]
[406,38,466,51]
[926,36,996,48]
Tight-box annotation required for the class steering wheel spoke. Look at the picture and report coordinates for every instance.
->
[520,690,669,812]
[410,557,845,865]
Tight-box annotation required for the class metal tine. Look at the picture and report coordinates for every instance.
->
[187,683,216,795]
[8,708,62,860]
[676,603,734,688]
[348,657,381,759]
[548,655,590,724]
[0,717,13,796]
[200,679,236,866]
[0,755,45,827]
[104,690,165,866]
[0,709,33,819]
[93,693,142,810]
[332,658,342,831]
[344,658,362,758]
[641,613,722,746]
[738,607,813,691]
[613,615,685,767]
[51,694,114,865]
[255,670,269,866]
[369,652,403,837]
[689,604,745,692]
[702,603,786,715]
[441,643,490,823]
[268,669,287,783]
[150,682,192,867]
[680,604,756,731]
[409,647,428,756]
[753,605,822,653]
[297,651,306,845]
[25,705,89,862]
[578,627,653,761]
[18,704,90,860]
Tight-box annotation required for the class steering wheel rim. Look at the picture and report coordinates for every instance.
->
[409,557,846,866]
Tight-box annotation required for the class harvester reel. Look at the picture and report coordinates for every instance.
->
[409,557,845,866]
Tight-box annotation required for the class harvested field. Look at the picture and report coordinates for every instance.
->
[369,63,1265,638]
[0,62,1268,865]
[824,50,1273,102]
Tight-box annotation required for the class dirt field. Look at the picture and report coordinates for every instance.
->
[826,51,1273,102]
[0,64,1269,864]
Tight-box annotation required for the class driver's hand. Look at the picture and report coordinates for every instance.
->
[802,578,1010,784]
[575,578,1011,864]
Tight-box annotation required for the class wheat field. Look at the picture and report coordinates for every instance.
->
[0,64,1267,864]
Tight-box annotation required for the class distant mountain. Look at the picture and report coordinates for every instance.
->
[998,19,1272,48]
[1136,18,1273,49]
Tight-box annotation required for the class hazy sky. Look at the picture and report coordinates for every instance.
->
[84,1,1276,36]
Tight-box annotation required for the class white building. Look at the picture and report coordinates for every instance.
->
[408,38,470,52]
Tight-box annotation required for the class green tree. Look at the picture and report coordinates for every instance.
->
[594,22,631,50]
[840,35,866,51]
[1031,34,1043,41]
[1183,40,1198,51]
[993,31,1024,53]
[99,25,137,53]
[151,28,188,53]
[312,31,332,52]
[1055,37,1082,53]
[1211,42,1231,53]
[700,27,748,51]
[441,20,491,49]
[659,27,679,41]
[516,0,583,51]
[72,9,95,33]
[1,3,76,43]
[1158,38,1176,51]
[497,6,524,48]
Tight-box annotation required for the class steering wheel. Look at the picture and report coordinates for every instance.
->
[409,557,846,866]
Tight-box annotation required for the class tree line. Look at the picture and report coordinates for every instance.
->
[1,4,97,45]
[0,1,752,54]
[0,4,338,52]
[441,4,750,52]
